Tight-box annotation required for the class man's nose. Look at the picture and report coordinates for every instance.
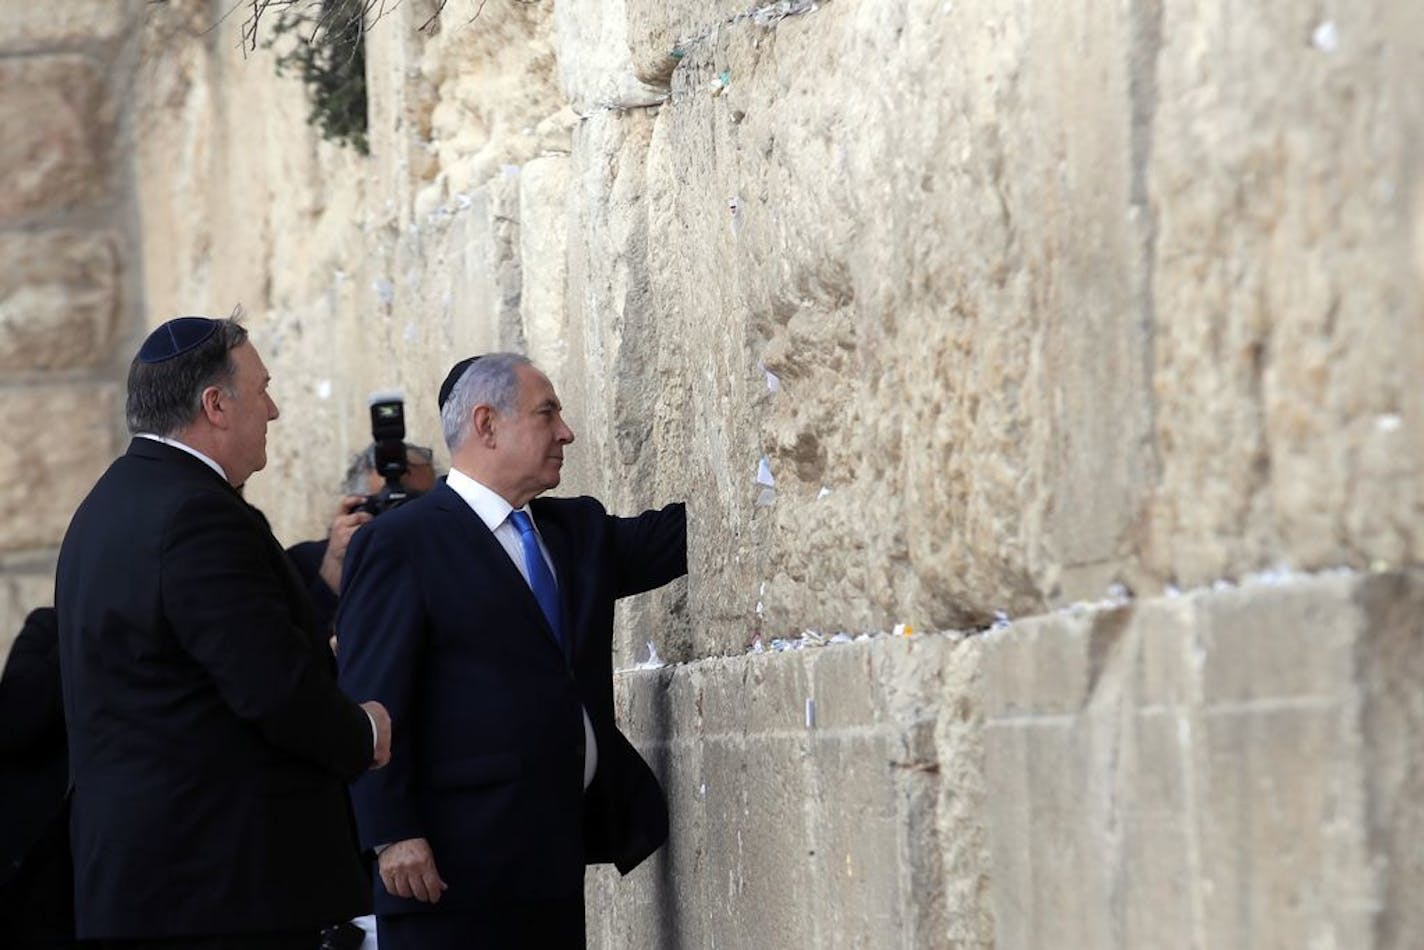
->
[267,395,280,421]
[559,419,575,444]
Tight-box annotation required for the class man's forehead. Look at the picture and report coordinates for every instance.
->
[517,364,559,404]
[234,340,267,376]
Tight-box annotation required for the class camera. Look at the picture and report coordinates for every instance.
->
[358,390,424,516]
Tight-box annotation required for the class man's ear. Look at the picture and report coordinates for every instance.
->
[199,385,226,428]
[472,405,497,445]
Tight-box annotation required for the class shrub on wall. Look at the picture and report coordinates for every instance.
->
[270,0,370,154]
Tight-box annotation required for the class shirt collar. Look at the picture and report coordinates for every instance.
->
[445,467,534,532]
[136,433,229,483]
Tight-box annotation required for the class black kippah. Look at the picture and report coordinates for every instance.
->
[437,355,481,411]
[137,316,219,364]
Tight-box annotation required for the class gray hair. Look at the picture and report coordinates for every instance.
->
[341,441,435,494]
[126,318,247,437]
[440,352,530,452]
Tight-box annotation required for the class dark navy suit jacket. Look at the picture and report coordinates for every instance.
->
[336,482,685,915]
[54,438,374,939]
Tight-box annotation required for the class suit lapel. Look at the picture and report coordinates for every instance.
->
[432,484,567,662]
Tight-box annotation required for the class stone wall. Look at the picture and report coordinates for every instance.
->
[0,1,143,654]
[3,0,1421,945]
[586,569,1423,948]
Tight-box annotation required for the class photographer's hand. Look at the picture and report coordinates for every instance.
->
[318,495,373,594]
[379,837,448,903]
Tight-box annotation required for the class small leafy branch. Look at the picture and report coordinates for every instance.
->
[147,1,457,154]
[240,1,449,154]
[268,0,373,154]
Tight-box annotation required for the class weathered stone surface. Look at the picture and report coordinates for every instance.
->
[1354,572,1424,949]
[0,384,119,553]
[979,572,1409,950]
[555,0,670,113]
[417,0,565,198]
[519,156,571,380]
[532,0,1424,658]
[588,636,987,948]
[0,0,135,52]
[0,231,120,371]
[0,55,114,219]
[1145,0,1424,586]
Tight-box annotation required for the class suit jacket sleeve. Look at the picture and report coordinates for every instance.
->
[336,521,427,850]
[286,539,339,633]
[609,502,687,598]
[0,607,62,755]
[162,491,372,780]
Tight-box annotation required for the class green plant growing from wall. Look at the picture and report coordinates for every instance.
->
[268,0,372,154]
[147,0,454,153]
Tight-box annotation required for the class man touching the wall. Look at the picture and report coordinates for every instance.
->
[337,353,685,948]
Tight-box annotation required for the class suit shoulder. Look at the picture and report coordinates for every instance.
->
[533,494,607,519]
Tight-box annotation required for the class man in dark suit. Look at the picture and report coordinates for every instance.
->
[0,607,76,948]
[55,316,393,949]
[337,353,685,948]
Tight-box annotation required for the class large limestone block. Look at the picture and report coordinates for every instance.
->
[1354,572,1424,949]
[981,572,1414,949]
[0,231,120,371]
[1145,0,1424,584]
[0,0,136,52]
[133,1,221,322]
[415,0,565,200]
[554,0,671,112]
[0,383,119,552]
[519,156,571,381]
[0,55,115,219]
[558,106,691,668]
[361,0,440,228]
[587,635,989,948]
[623,0,1154,651]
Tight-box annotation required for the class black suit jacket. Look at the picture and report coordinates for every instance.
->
[337,483,685,916]
[286,538,338,633]
[55,438,375,940]
[0,606,73,947]
[0,608,66,885]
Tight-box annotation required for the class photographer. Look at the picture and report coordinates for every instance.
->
[287,440,438,634]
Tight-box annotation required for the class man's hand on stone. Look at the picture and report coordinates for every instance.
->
[379,837,448,903]
[318,494,373,593]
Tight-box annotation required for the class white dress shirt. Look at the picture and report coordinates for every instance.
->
[135,432,228,482]
[445,468,599,789]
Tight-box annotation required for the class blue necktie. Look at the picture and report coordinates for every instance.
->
[509,509,563,647]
